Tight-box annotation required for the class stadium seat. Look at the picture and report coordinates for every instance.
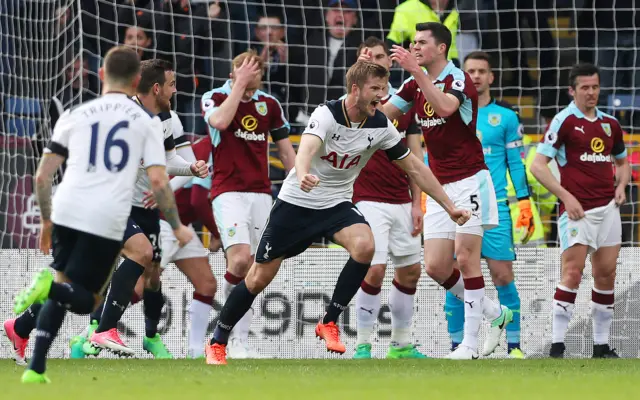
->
[2,95,41,137]
[608,94,640,111]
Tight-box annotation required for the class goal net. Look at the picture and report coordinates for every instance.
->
[1,0,639,359]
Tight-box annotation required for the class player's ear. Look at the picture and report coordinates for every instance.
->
[132,74,142,91]
[489,71,495,86]
[98,67,105,83]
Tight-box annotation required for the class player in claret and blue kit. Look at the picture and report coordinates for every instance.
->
[441,51,534,358]
[531,63,629,359]
[201,50,296,358]
[382,22,512,359]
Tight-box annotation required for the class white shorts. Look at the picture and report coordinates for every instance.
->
[212,191,272,254]
[159,220,207,268]
[558,200,621,254]
[355,201,422,268]
[423,169,499,240]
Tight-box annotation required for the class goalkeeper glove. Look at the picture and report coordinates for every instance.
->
[516,199,535,244]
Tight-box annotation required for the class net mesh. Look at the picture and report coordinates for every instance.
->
[1,0,639,358]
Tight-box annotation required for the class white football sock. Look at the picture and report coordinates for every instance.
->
[233,307,254,344]
[389,282,414,348]
[222,275,236,301]
[552,285,577,343]
[482,295,502,321]
[446,271,465,301]
[188,296,212,358]
[591,287,615,345]
[355,287,381,345]
[461,287,485,351]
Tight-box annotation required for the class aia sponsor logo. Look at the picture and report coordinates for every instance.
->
[321,152,361,169]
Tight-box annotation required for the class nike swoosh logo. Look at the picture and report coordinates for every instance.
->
[498,319,506,330]
[472,355,479,359]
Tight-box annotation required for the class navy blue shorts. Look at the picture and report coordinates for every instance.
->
[255,199,369,263]
[123,206,161,262]
[51,224,122,294]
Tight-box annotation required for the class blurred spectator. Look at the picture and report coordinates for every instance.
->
[123,25,153,60]
[57,49,97,107]
[456,0,484,63]
[154,0,231,134]
[593,0,639,125]
[495,0,557,120]
[386,0,460,65]
[293,0,362,124]
[251,7,301,121]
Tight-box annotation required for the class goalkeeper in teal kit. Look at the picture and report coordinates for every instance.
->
[430,52,535,358]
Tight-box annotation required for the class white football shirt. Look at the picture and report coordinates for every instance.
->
[49,93,166,240]
[278,100,409,209]
[131,110,185,207]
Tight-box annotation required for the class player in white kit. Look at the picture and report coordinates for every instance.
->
[203,61,471,365]
[12,47,192,383]
[350,38,426,359]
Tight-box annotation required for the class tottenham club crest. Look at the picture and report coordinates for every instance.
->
[488,113,501,127]
[601,123,612,137]
[255,101,268,116]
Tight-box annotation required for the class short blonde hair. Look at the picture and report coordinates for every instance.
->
[346,61,389,91]
[232,49,265,71]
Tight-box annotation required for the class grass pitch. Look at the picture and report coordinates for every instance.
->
[2,358,640,399]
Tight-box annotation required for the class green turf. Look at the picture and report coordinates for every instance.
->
[2,359,640,399]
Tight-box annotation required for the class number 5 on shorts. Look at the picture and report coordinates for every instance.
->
[470,195,479,212]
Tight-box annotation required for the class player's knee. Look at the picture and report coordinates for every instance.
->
[365,265,386,287]
[593,265,616,286]
[245,267,270,294]
[454,250,472,270]
[395,263,421,287]
[227,250,252,277]
[424,260,448,282]
[561,264,583,289]
[196,273,217,297]
[350,235,375,264]
[489,265,514,287]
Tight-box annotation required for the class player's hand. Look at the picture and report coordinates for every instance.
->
[300,174,320,192]
[142,191,158,209]
[173,225,193,248]
[448,208,471,226]
[358,48,373,63]
[209,235,222,253]
[273,41,288,63]
[563,194,585,220]
[615,185,626,206]
[515,199,535,244]
[390,44,421,75]
[190,160,209,178]
[234,57,262,88]
[38,219,53,255]
[411,204,424,237]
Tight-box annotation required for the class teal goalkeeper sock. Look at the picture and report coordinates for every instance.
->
[497,281,521,350]
[444,291,465,348]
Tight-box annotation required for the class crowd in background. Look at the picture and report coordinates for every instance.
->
[41,0,639,134]
[1,0,639,247]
